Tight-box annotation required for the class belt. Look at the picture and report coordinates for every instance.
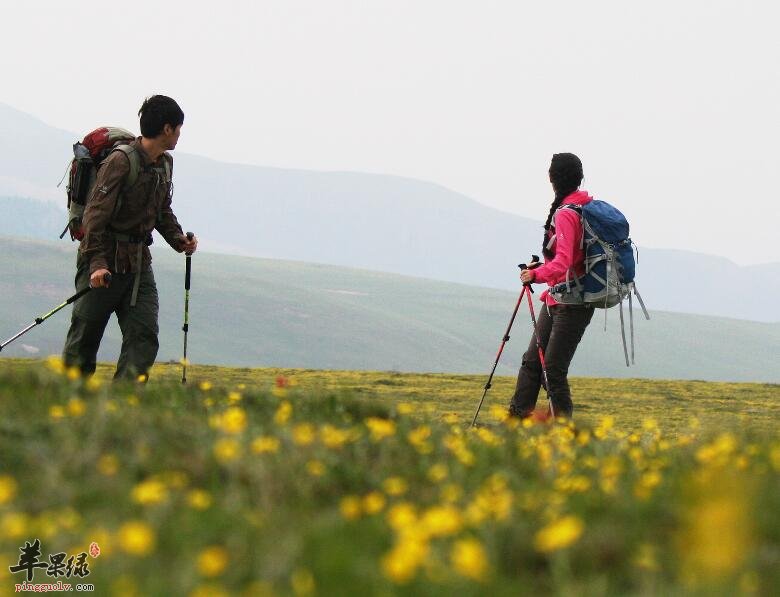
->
[108,231,150,307]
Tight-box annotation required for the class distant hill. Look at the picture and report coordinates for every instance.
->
[0,237,777,383]
[1,102,777,322]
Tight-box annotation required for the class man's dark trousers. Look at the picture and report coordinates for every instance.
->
[509,302,594,418]
[62,259,159,380]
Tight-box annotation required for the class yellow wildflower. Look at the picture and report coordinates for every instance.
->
[187,490,213,510]
[220,407,247,435]
[199,381,213,391]
[386,502,417,530]
[427,463,448,483]
[534,515,584,553]
[117,521,156,556]
[365,417,396,442]
[0,476,18,505]
[213,438,241,463]
[197,546,229,577]
[1,512,29,539]
[292,423,316,446]
[291,568,315,596]
[381,537,429,584]
[397,402,415,415]
[274,401,292,426]
[320,424,350,449]
[45,355,65,374]
[251,436,280,454]
[49,405,66,420]
[306,460,325,477]
[382,477,408,496]
[67,397,86,417]
[340,496,362,520]
[362,491,386,515]
[97,454,119,476]
[407,426,433,454]
[420,505,463,537]
[131,479,168,506]
[451,538,489,582]
[227,391,242,403]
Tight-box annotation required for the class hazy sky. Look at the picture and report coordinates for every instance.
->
[2,1,778,264]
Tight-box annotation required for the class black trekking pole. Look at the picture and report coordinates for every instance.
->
[0,273,111,353]
[471,284,529,427]
[519,256,555,419]
[181,232,194,384]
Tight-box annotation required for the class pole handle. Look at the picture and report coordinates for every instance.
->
[518,254,541,294]
[184,232,193,289]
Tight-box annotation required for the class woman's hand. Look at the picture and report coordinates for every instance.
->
[520,269,535,284]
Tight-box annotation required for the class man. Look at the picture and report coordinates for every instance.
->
[63,95,198,380]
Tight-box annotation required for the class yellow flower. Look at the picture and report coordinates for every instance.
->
[407,426,433,454]
[126,394,139,407]
[381,537,429,584]
[382,477,408,496]
[340,496,362,520]
[227,391,242,403]
[199,381,213,391]
[320,424,350,449]
[292,423,316,446]
[49,405,66,420]
[593,415,615,439]
[117,521,156,556]
[451,538,489,582]
[291,568,315,596]
[362,491,386,515]
[420,505,463,537]
[475,427,503,447]
[197,546,229,577]
[45,355,65,374]
[306,460,325,477]
[427,463,448,483]
[534,515,584,553]
[0,476,18,505]
[274,401,292,426]
[136,374,148,384]
[1,512,29,539]
[213,438,242,463]
[187,490,213,511]
[489,404,509,423]
[131,479,168,506]
[442,412,460,425]
[220,407,247,435]
[397,402,415,415]
[251,436,280,454]
[440,483,463,503]
[386,502,417,530]
[365,417,396,442]
[67,397,86,417]
[97,454,119,476]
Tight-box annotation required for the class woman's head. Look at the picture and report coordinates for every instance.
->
[549,152,583,197]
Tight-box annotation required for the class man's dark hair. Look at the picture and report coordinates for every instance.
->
[138,95,184,138]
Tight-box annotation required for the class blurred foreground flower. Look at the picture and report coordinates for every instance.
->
[534,515,584,553]
[0,476,17,505]
[451,538,489,582]
[117,521,156,556]
[198,546,229,577]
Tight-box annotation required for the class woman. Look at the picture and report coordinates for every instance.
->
[509,153,594,419]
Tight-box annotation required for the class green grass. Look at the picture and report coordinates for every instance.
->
[0,358,778,596]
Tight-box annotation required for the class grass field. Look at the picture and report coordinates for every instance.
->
[0,358,778,596]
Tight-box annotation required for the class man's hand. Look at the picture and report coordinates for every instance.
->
[90,269,111,288]
[520,269,535,284]
[181,233,198,255]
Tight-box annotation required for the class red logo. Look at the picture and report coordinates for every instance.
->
[89,542,100,558]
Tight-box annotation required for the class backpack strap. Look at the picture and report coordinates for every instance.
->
[111,145,142,218]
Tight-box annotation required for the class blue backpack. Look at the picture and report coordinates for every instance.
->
[550,200,650,366]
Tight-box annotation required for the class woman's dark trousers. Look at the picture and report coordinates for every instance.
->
[509,303,594,418]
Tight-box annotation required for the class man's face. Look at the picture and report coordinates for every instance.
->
[163,124,182,150]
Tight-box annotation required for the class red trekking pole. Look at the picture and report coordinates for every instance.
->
[519,256,554,419]
[471,284,529,427]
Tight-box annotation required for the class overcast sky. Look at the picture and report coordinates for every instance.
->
[2,1,778,264]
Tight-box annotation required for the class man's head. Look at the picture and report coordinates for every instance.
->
[138,95,184,150]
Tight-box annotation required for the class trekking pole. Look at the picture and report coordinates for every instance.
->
[181,232,194,384]
[519,256,555,419]
[471,284,528,427]
[0,273,111,353]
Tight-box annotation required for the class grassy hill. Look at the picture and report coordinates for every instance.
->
[0,237,778,382]
[0,360,777,595]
